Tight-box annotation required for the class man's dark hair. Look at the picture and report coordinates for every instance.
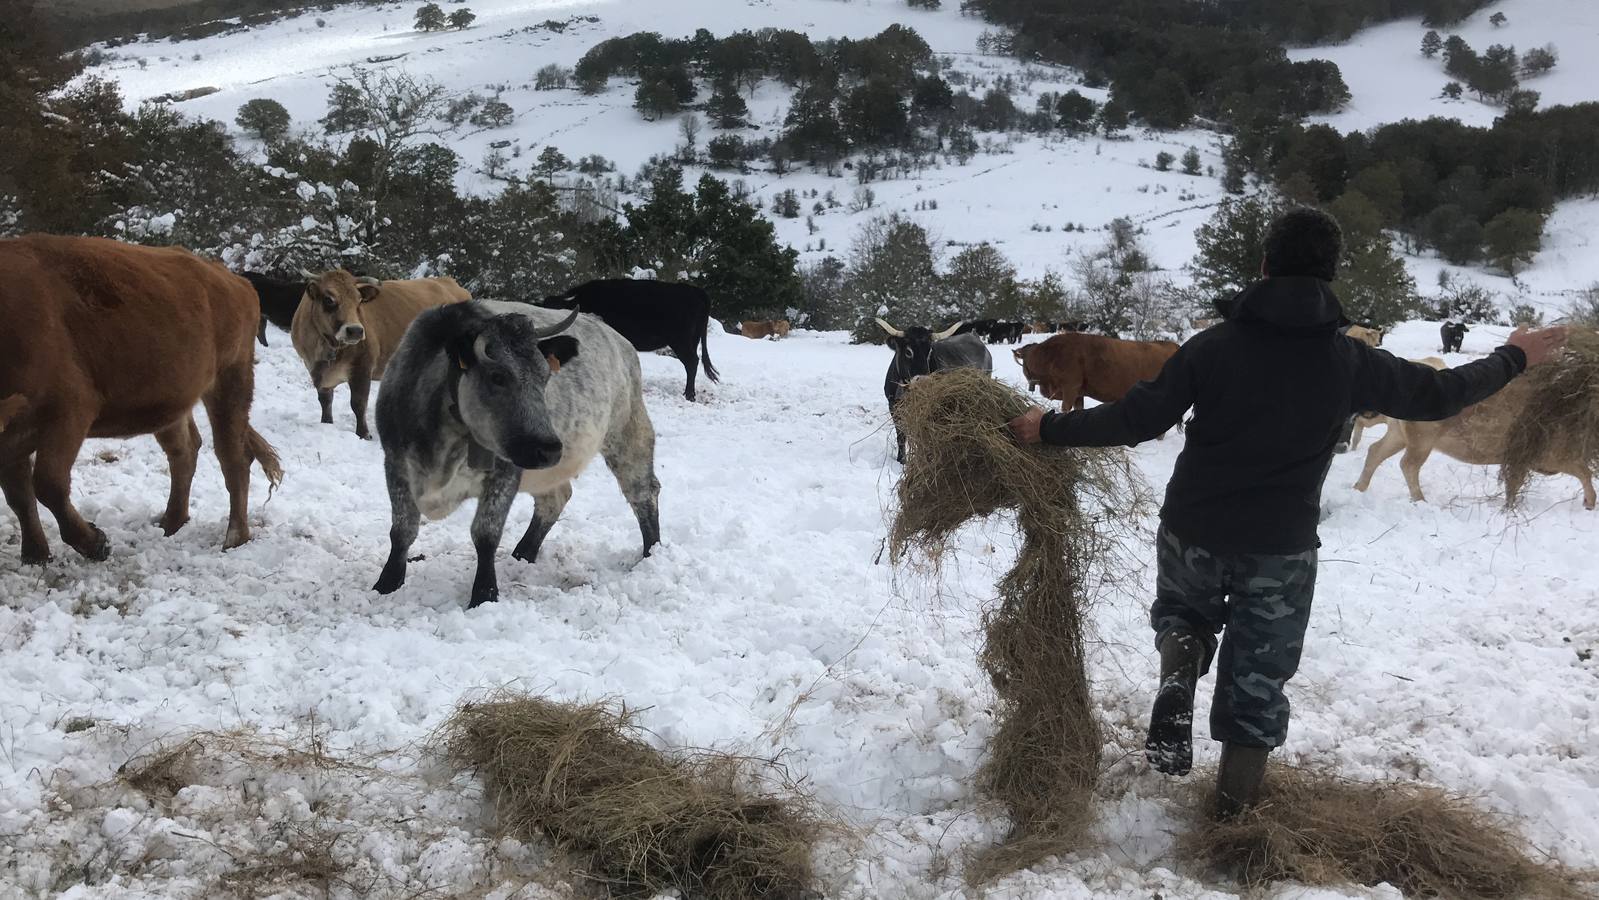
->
[1264,207,1343,282]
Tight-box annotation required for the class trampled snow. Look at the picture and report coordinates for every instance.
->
[2,321,1596,898]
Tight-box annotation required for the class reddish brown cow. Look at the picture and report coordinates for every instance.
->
[0,235,283,562]
[1012,332,1179,411]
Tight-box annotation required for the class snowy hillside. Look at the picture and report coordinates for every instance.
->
[3,322,1597,898]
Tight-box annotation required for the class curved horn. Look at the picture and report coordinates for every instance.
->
[533,309,581,339]
[299,268,319,281]
[356,275,382,286]
[932,321,963,340]
[874,317,904,338]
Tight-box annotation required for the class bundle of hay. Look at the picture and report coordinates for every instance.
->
[1503,327,1599,507]
[886,368,1147,880]
[441,694,821,900]
[1181,764,1589,899]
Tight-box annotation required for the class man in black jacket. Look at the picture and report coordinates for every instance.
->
[1008,208,1567,817]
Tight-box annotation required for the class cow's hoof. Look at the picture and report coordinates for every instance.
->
[74,526,110,562]
[20,545,51,565]
[511,543,538,564]
[157,512,189,536]
[356,430,372,441]
[466,589,499,610]
[320,416,334,425]
[373,575,403,595]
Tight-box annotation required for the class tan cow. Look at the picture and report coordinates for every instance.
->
[1346,357,1447,451]
[291,271,470,438]
[739,319,791,340]
[1011,332,1179,410]
[1352,374,1596,509]
[1345,325,1384,348]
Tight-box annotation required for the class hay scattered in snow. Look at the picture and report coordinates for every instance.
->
[1180,763,1591,899]
[441,694,822,900]
[886,368,1148,881]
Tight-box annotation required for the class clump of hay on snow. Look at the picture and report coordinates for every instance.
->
[886,367,1148,880]
[1503,327,1599,507]
[1180,762,1591,899]
[440,693,823,900]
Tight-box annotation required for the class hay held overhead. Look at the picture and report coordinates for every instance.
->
[1180,763,1591,899]
[886,368,1147,881]
[440,694,822,900]
[1503,327,1599,508]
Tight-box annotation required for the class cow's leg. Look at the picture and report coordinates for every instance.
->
[317,388,335,425]
[466,464,520,609]
[349,370,373,440]
[32,414,107,561]
[602,403,662,557]
[1397,441,1434,503]
[0,456,49,563]
[511,481,571,564]
[896,427,907,464]
[373,456,420,595]
[152,414,202,536]
[672,339,700,402]
[1353,427,1406,493]
[1570,466,1596,510]
[202,363,256,549]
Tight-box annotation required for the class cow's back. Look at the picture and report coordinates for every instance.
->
[1431,377,1555,466]
[565,279,708,351]
[0,235,256,437]
[364,277,471,377]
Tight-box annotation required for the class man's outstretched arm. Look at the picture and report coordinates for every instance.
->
[1355,326,1568,421]
[1009,347,1197,448]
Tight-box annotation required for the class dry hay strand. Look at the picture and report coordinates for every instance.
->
[1503,327,1599,508]
[1180,763,1593,899]
[440,693,823,900]
[885,368,1148,882]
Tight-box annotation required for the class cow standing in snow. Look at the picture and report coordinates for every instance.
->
[878,318,993,463]
[372,301,661,609]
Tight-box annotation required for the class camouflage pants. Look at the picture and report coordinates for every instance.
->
[1151,525,1317,748]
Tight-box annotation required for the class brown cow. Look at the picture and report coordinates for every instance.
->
[1352,375,1596,509]
[291,271,470,438]
[0,235,283,562]
[739,319,791,340]
[1011,332,1180,411]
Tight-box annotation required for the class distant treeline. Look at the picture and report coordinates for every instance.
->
[44,0,368,47]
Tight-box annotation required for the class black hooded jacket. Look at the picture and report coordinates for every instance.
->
[1039,277,1527,554]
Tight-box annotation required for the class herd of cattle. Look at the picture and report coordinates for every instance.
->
[0,235,1592,610]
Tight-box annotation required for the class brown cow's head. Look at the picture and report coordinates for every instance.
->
[1011,344,1039,391]
[300,270,382,347]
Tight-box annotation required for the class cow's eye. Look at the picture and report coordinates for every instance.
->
[322,297,337,311]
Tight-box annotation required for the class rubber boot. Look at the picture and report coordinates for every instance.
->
[1214,743,1270,820]
[1145,631,1204,775]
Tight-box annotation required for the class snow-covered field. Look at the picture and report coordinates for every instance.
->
[3,320,1596,899]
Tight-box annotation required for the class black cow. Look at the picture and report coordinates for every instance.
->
[541,279,719,401]
[955,319,997,341]
[878,317,994,463]
[243,271,306,347]
[1441,320,1469,353]
[991,321,1026,344]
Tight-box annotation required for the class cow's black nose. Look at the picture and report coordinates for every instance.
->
[508,437,562,470]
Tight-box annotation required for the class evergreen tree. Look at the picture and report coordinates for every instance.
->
[1055,89,1097,133]
[414,3,446,31]
[1490,11,1507,26]
[533,146,571,179]
[1190,194,1283,301]
[1099,97,1129,136]
[1521,45,1558,76]
[471,97,513,127]
[1221,143,1247,194]
[1133,69,1193,129]
[1181,146,1202,175]
[1421,30,1443,58]
[1483,208,1543,274]
[1336,231,1417,328]
[844,214,945,343]
[944,243,1018,319]
[1442,81,1464,99]
[1154,151,1175,172]
[235,98,291,142]
[448,8,476,29]
[706,80,749,128]
[707,135,744,169]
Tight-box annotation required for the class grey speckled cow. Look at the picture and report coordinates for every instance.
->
[372,300,661,609]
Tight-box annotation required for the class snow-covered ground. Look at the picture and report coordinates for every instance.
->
[3,320,1596,898]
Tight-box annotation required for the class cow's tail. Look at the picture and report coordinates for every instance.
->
[0,394,27,433]
[248,427,285,492]
[699,313,720,384]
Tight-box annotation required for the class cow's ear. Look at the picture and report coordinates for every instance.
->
[357,282,381,303]
[539,335,579,374]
